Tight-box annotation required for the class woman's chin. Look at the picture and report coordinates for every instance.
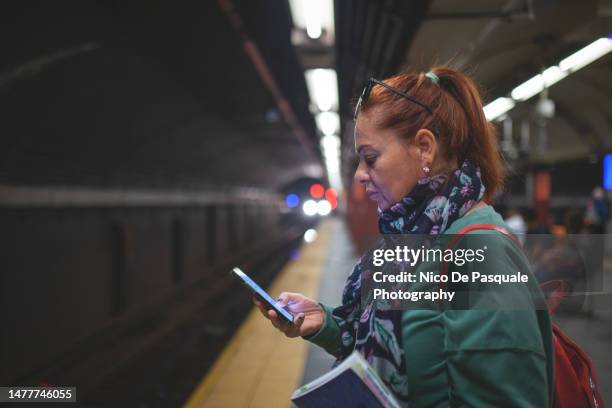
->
[367,192,391,210]
[376,200,391,211]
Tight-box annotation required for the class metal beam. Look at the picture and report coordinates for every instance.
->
[0,184,281,207]
[216,0,320,163]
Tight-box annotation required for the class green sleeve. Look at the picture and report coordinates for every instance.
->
[401,231,551,407]
[301,303,343,357]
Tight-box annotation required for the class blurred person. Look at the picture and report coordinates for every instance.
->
[524,207,552,234]
[584,186,610,233]
[254,67,553,406]
[504,208,527,245]
[533,209,587,312]
[523,207,553,262]
[565,208,585,235]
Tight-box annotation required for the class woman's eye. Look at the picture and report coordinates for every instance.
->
[365,156,376,166]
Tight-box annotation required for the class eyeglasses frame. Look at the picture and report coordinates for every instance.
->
[354,77,434,120]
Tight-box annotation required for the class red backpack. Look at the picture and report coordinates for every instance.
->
[446,224,606,408]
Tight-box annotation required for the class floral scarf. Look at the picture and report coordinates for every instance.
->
[330,159,485,404]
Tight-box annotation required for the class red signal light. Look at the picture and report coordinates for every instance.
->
[325,188,337,201]
[325,188,338,209]
[310,183,325,198]
[328,196,338,209]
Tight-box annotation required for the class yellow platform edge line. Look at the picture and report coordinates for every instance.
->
[183,220,334,408]
[182,309,255,407]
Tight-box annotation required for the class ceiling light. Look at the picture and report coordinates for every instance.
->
[541,66,567,87]
[511,74,544,101]
[288,0,335,41]
[316,111,340,136]
[484,37,612,121]
[483,98,515,121]
[305,69,339,112]
[559,38,612,73]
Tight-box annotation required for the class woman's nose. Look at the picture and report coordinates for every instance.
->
[354,162,369,185]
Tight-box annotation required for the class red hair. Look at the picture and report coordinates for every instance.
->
[358,66,504,203]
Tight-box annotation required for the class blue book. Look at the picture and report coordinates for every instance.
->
[291,351,401,408]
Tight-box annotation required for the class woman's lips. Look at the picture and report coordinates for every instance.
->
[366,190,379,199]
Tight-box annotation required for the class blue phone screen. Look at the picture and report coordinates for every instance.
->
[232,267,294,323]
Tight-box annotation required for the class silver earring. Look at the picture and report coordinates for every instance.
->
[423,166,430,173]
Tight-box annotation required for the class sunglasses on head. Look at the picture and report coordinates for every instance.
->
[354,77,434,120]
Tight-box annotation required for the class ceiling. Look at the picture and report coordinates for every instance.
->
[1,0,611,195]
[0,0,322,192]
[335,0,612,182]
[408,0,612,164]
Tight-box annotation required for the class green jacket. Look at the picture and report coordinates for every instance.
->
[305,205,554,407]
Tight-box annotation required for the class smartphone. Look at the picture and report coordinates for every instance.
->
[231,267,294,324]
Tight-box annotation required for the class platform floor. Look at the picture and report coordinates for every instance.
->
[299,218,357,385]
[183,218,344,408]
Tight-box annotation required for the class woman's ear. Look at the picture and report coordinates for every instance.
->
[414,129,437,164]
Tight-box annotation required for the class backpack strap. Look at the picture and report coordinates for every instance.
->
[451,223,521,247]
[439,223,568,314]
[439,223,519,290]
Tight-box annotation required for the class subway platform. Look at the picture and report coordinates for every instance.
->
[183,218,354,407]
[183,218,612,407]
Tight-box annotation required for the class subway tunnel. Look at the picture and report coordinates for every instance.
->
[1,0,612,407]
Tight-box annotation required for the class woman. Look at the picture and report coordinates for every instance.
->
[254,67,553,407]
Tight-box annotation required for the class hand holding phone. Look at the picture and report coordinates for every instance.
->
[253,291,325,338]
[231,267,295,324]
[231,267,325,337]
